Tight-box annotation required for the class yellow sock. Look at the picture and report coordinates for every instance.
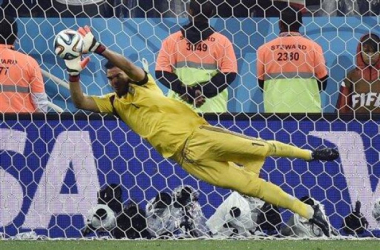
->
[255,179,314,219]
[267,140,312,160]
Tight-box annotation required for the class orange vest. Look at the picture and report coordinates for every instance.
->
[0,44,45,112]
[156,31,237,112]
[256,32,328,112]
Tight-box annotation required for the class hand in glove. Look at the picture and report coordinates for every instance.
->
[77,25,106,54]
[193,89,206,108]
[180,85,205,108]
[65,56,90,82]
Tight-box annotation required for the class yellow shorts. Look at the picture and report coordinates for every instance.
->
[171,125,274,192]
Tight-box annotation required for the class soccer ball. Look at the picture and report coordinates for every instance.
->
[53,29,84,60]
[86,204,117,231]
[372,198,380,221]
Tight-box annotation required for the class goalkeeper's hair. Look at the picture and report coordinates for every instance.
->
[0,14,18,45]
[189,0,215,22]
[104,60,116,70]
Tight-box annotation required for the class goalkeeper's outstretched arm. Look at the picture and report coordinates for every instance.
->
[79,25,146,83]
[64,53,100,112]
[69,75,100,112]
[101,49,146,83]
[66,25,146,112]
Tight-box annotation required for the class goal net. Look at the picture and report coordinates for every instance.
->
[1,0,380,239]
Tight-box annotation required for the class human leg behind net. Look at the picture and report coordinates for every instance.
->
[171,125,332,236]
[184,125,314,173]
[186,125,338,172]
[178,156,330,236]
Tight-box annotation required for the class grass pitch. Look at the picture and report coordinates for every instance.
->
[1,240,379,250]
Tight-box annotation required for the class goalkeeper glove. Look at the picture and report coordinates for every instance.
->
[77,25,106,54]
[64,56,90,82]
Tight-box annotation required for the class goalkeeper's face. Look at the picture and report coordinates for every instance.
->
[106,67,130,96]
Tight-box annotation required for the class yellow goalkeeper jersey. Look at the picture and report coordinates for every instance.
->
[91,74,208,158]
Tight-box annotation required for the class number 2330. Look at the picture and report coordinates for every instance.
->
[277,52,299,61]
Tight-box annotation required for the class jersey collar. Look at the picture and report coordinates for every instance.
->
[0,44,15,50]
[279,32,302,37]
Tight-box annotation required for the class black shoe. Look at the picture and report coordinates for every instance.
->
[310,148,339,161]
[309,205,330,237]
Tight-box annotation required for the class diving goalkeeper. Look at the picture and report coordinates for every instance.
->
[64,26,339,237]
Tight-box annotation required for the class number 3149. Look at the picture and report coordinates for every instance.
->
[186,42,208,52]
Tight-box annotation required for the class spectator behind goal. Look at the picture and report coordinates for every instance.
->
[336,33,380,113]
[256,7,328,113]
[0,14,48,113]
[155,0,237,113]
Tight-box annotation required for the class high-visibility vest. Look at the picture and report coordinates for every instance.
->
[156,31,237,113]
[257,32,328,113]
[0,44,45,113]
